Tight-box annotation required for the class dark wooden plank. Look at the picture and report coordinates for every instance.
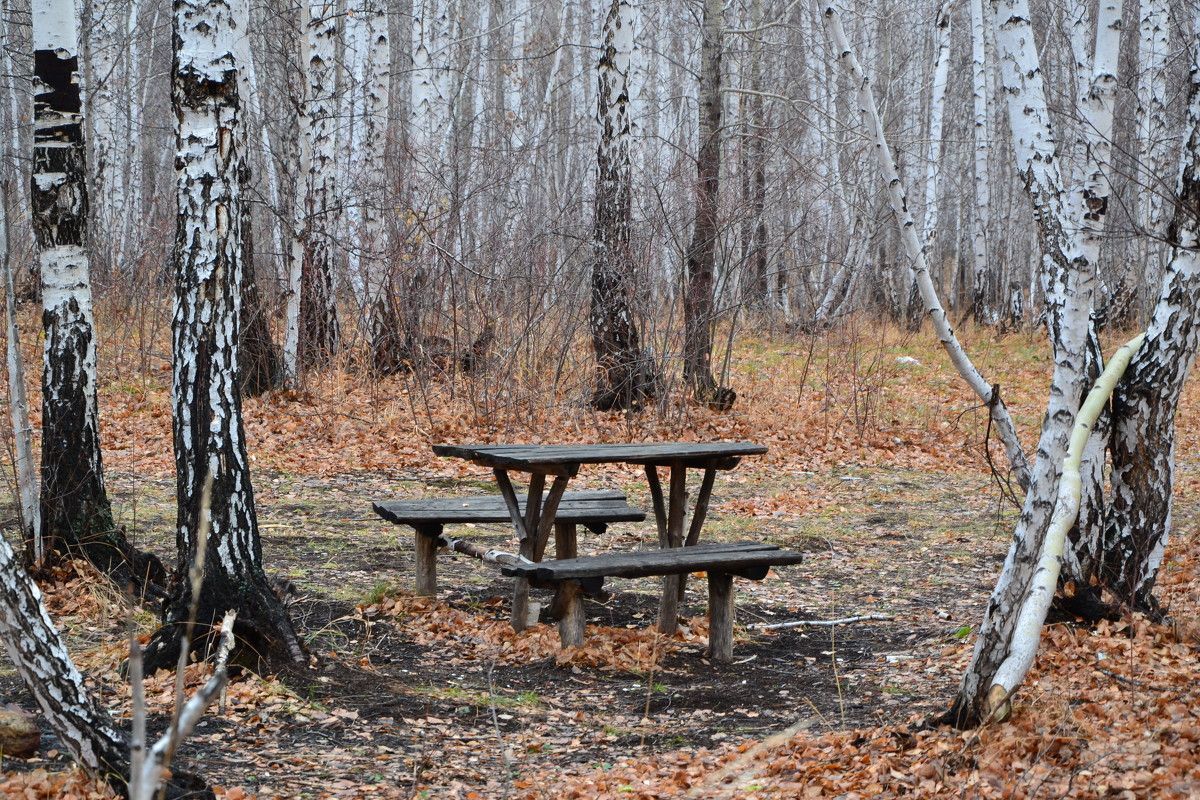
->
[432,442,768,470]
[501,542,803,583]
[372,491,645,525]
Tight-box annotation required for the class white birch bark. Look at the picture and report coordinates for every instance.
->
[986,333,1145,721]
[155,0,304,671]
[283,0,312,385]
[32,0,118,555]
[300,0,342,367]
[921,0,952,256]
[818,0,1032,491]
[1135,0,1172,301]
[1,183,38,559]
[0,531,128,787]
[343,0,390,305]
[968,0,994,324]
[946,0,1122,727]
[411,0,451,166]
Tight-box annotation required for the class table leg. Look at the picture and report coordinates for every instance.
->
[657,463,689,633]
[511,472,568,632]
[551,521,577,561]
[645,465,668,546]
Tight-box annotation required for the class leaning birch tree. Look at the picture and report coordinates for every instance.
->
[32,0,163,593]
[590,0,657,411]
[142,0,305,672]
[816,0,1198,727]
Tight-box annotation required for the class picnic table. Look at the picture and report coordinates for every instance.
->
[431,442,769,632]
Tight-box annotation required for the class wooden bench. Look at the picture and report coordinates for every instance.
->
[501,541,803,663]
[372,490,646,595]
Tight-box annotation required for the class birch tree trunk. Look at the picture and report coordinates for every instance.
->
[683,0,735,410]
[590,0,656,411]
[742,0,769,311]
[282,0,312,385]
[33,0,164,594]
[0,531,130,794]
[2,180,39,559]
[1101,17,1200,612]
[1132,0,1172,320]
[300,0,342,370]
[945,0,1121,727]
[967,0,996,324]
[143,0,304,673]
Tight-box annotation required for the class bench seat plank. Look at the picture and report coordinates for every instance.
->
[373,491,646,597]
[500,541,803,662]
[373,490,645,526]
[501,541,803,583]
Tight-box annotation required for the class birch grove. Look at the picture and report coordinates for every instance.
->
[2,0,1200,742]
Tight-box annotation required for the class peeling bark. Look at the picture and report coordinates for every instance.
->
[33,0,164,595]
[590,0,657,411]
[146,0,304,673]
[1102,36,1200,609]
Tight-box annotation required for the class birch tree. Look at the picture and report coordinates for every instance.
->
[683,0,736,410]
[967,0,996,324]
[32,0,164,593]
[142,0,304,672]
[299,0,342,371]
[945,0,1133,726]
[2,180,38,558]
[590,0,657,411]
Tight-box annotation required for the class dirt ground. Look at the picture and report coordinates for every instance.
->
[1,460,1024,798]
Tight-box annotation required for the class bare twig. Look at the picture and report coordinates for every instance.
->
[750,614,893,630]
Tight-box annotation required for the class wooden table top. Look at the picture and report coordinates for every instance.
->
[431,442,767,470]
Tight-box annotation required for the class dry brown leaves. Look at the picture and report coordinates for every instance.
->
[374,594,710,672]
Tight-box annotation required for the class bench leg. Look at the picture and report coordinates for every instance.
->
[512,576,533,631]
[658,576,681,634]
[414,524,442,597]
[708,572,735,663]
[556,581,585,648]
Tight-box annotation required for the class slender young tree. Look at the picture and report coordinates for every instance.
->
[590,0,656,411]
[142,0,304,672]
[683,0,735,410]
[32,0,163,592]
[967,0,996,324]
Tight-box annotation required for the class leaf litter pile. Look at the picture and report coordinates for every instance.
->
[3,323,1200,799]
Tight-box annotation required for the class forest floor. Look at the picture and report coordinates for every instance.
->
[3,321,1200,799]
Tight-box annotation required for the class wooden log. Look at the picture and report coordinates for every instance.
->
[0,706,39,759]
[708,572,735,663]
